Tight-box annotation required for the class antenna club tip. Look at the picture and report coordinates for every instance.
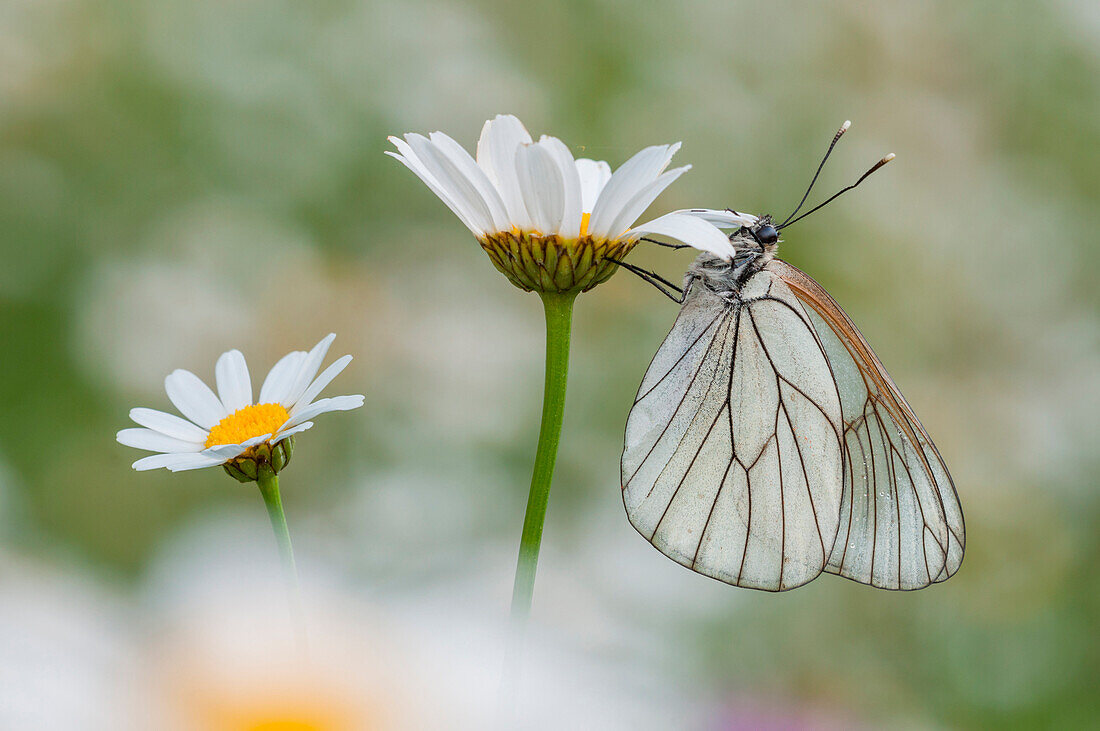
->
[883,152,896,162]
[841,120,852,130]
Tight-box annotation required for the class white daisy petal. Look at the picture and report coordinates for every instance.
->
[386,142,483,236]
[201,441,253,460]
[166,454,231,472]
[128,408,209,442]
[273,422,314,444]
[289,355,353,416]
[259,351,307,405]
[674,208,759,228]
[575,158,612,214]
[132,453,219,471]
[515,142,564,235]
[282,395,364,430]
[605,164,691,238]
[536,136,582,238]
[476,114,534,227]
[588,143,681,238]
[116,428,204,454]
[429,131,510,232]
[404,133,495,235]
[164,370,228,429]
[215,349,252,413]
[390,135,488,235]
[282,334,336,408]
[627,212,738,260]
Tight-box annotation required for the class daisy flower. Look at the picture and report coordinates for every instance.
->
[387,114,736,293]
[386,115,740,630]
[116,333,363,476]
[118,333,362,631]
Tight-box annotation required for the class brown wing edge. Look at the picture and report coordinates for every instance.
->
[768,259,965,584]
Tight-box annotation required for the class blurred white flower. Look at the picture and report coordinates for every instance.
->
[117,334,362,472]
[0,555,144,731]
[137,524,707,731]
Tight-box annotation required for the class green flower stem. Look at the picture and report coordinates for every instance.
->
[257,466,306,649]
[509,291,575,624]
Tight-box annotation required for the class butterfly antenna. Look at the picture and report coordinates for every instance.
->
[777,153,895,230]
[778,120,851,227]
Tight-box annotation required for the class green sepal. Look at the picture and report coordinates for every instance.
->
[223,463,253,483]
[238,458,259,480]
[271,438,293,472]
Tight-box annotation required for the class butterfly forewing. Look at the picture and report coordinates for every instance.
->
[769,259,965,589]
[622,269,845,591]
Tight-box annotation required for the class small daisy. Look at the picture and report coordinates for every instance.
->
[388,114,737,293]
[118,333,361,630]
[117,333,363,475]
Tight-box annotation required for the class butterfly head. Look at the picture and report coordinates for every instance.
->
[753,220,779,246]
[730,214,780,257]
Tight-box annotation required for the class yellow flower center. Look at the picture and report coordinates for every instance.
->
[205,403,290,448]
[579,212,591,236]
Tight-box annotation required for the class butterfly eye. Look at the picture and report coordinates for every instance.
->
[755,225,778,245]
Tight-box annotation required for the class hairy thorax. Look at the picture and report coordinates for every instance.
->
[685,229,779,299]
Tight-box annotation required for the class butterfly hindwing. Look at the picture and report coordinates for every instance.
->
[770,259,965,589]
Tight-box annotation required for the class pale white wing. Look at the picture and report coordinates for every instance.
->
[622,270,845,591]
[770,260,965,590]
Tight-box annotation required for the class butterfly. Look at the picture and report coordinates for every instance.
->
[619,123,964,591]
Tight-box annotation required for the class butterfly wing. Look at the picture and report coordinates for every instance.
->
[621,269,845,591]
[769,259,965,589]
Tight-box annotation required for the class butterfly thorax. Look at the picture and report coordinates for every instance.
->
[684,215,780,298]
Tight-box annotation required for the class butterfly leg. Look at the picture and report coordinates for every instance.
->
[605,256,685,303]
[639,236,692,251]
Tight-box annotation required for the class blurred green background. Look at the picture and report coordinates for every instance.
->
[2,0,1098,728]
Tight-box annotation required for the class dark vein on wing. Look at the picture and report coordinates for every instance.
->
[640,315,734,506]
[634,309,726,405]
[782,392,827,565]
[867,402,880,585]
[748,308,789,590]
[693,441,734,570]
[869,402,898,588]
[626,311,730,492]
[650,391,728,541]
[694,306,742,572]
[837,422,868,574]
[891,434,947,576]
[777,374,842,442]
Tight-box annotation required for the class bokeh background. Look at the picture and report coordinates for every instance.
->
[2,0,1099,728]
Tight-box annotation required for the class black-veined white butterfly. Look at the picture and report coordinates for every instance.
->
[619,123,964,591]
